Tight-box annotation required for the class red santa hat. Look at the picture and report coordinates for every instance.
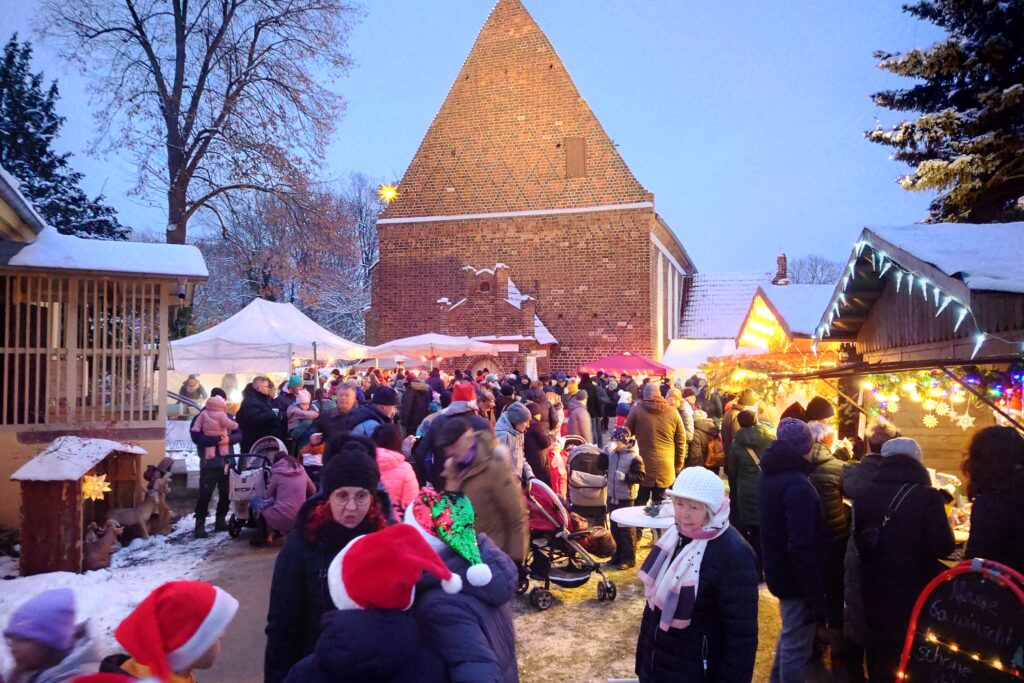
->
[327,523,462,611]
[451,381,477,404]
[113,581,238,683]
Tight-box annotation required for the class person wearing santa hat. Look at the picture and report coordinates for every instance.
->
[404,487,519,683]
[79,580,238,683]
[264,435,393,683]
[281,524,452,683]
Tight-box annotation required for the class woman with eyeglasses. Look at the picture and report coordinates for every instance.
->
[264,434,393,683]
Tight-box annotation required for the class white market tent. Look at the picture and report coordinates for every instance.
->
[170,298,367,374]
[363,333,500,361]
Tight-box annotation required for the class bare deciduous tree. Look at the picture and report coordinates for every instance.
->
[788,255,843,285]
[40,0,360,243]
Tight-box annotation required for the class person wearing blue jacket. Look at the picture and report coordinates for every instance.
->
[405,487,519,683]
[758,417,826,683]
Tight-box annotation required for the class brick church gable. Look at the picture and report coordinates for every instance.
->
[380,0,652,220]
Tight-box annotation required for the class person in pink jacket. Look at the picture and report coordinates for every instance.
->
[190,395,238,460]
[372,424,419,516]
[253,451,315,546]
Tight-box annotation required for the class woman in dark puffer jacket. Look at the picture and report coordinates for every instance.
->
[961,425,1024,573]
[635,468,758,682]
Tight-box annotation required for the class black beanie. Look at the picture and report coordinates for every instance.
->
[322,440,380,494]
[803,396,835,422]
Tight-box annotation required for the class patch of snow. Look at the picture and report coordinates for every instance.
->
[9,226,209,278]
[0,514,227,665]
[11,437,148,482]
[534,315,558,345]
[494,262,509,270]
[0,167,48,235]
[0,556,18,580]
[758,284,836,337]
[436,297,451,304]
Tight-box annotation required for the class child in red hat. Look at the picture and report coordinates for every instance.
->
[281,524,451,683]
[76,581,238,683]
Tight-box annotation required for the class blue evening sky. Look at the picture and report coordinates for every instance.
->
[7,1,943,271]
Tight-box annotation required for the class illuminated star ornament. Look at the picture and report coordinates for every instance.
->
[922,414,939,429]
[378,183,399,204]
[82,474,112,501]
[934,402,951,417]
[957,411,976,432]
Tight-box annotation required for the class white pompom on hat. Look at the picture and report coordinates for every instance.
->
[668,467,726,513]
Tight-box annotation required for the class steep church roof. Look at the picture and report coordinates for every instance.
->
[381,0,652,220]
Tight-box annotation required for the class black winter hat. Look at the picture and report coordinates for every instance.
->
[372,386,398,406]
[803,396,835,422]
[780,401,806,421]
[322,440,380,494]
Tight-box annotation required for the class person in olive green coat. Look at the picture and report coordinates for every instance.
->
[727,410,775,577]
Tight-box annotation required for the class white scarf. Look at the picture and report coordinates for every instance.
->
[637,499,730,631]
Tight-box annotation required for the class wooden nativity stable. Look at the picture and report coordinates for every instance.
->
[0,165,208,533]
[792,222,1024,473]
[11,436,146,575]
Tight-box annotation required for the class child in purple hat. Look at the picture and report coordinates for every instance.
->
[3,587,95,682]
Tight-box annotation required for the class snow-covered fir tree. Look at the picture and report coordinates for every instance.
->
[0,34,127,240]
[867,0,1024,222]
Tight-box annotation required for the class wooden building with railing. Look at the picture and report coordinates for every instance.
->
[0,167,208,528]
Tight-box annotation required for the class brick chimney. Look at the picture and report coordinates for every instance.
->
[520,295,537,337]
[462,265,477,300]
[772,253,789,285]
[494,263,510,298]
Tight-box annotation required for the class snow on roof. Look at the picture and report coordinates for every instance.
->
[759,284,836,337]
[0,167,48,236]
[679,271,771,339]
[11,436,147,482]
[472,335,535,342]
[8,226,208,278]
[865,222,1024,294]
[504,277,558,345]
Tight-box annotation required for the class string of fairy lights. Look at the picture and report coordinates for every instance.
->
[813,238,1024,361]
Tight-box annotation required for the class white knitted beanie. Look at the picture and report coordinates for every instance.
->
[668,467,726,512]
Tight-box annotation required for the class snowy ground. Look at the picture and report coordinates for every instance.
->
[0,514,227,667]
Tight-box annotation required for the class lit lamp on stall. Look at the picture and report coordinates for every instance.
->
[378,184,399,204]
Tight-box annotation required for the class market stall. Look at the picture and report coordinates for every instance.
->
[362,333,500,369]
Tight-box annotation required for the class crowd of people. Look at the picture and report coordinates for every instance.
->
[4,364,1023,683]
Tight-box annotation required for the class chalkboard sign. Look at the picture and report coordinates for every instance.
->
[900,560,1024,683]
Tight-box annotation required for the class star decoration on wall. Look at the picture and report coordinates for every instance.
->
[886,401,900,414]
[82,474,112,501]
[922,414,939,429]
[957,412,976,431]
[934,403,951,417]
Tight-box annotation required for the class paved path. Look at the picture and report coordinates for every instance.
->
[195,538,279,683]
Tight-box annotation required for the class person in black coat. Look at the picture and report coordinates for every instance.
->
[758,417,826,683]
[635,467,758,682]
[401,375,432,436]
[190,387,243,538]
[264,438,393,683]
[961,425,1024,573]
[577,373,604,446]
[282,524,452,683]
[523,402,552,487]
[237,378,284,452]
[851,437,954,683]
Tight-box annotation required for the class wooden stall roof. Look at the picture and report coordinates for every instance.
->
[813,223,1024,352]
[11,436,147,482]
[737,284,836,344]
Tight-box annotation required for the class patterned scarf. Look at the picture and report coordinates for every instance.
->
[638,498,731,631]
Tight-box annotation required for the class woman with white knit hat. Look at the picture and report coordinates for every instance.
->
[634,467,759,682]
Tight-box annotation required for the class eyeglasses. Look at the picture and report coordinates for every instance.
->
[331,490,371,508]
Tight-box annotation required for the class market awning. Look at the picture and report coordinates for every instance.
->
[774,354,1024,382]
[579,352,673,377]
[362,333,500,360]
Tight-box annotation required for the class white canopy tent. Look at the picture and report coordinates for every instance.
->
[362,333,500,362]
[170,298,367,374]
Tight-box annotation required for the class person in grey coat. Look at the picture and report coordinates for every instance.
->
[565,390,594,443]
[494,402,532,481]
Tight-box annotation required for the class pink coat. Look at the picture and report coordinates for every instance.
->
[261,459,315,534]
[376,447,419,514]
[192,407,238,438]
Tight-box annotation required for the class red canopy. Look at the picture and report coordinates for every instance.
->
[578,352,673,377]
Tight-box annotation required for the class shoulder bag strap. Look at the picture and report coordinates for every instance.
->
[746,447,762,470]
[882,483,918,528]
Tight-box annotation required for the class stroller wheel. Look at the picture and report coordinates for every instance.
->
[597,582,607,601]
[516,575,530,595]
[529,587,554,611]
[604,581,617,601]
[227,517,243,539]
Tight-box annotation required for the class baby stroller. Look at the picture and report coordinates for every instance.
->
[225,436,283,539]
[521,477,616,610]
[566,439,608,528]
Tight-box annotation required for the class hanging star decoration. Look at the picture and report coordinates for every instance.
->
[957,411,976,431]
[922,414,939,429]
[82,474,112,501]
[886,400,900,414]
[934,402,951,417]
[377,183,399,204]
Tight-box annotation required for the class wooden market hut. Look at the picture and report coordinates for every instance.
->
[11,436,147,575]
[0,165,208,530]
[790,222,1024,472]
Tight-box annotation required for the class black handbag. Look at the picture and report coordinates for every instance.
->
[855,483,917,559]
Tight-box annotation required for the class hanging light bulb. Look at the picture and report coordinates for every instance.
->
[954,306,969,332]
[906,273,915,296]
[935,295,952,317]
[972,333,986,360]
[856,240,867,256]
[880,261,893,277]
[920,277,929,301]
[933,287,941,306]
[894,270,904,293]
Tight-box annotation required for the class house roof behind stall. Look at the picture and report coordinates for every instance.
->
[679,271,771,339]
